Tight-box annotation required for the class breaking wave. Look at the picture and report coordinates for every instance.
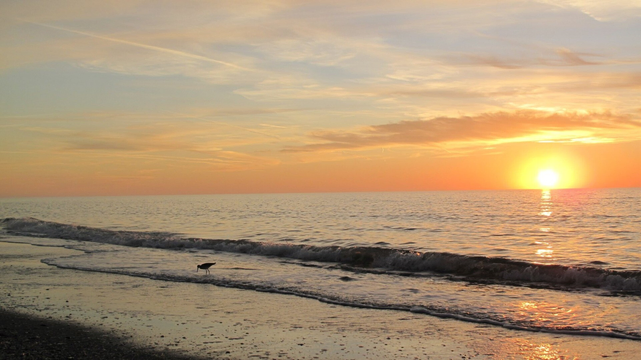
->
[3,217,641,294]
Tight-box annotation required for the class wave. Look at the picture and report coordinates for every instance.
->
[40,255,641,342]
[3,217,641,294]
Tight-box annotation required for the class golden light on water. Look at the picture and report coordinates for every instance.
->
[537,169,559,188]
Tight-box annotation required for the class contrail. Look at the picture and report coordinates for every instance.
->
[20,19,252,71]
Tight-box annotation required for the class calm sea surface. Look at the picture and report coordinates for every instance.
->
[1,188,640,339]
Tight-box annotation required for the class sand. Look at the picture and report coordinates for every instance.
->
[1,239,640,359]
[0,308,193,359]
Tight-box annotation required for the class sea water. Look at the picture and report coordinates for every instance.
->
[1,188,639,340]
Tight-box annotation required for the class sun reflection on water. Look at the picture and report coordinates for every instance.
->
[473,336,577,360]
[536,248,553,258]
[536,190,555,260]
[513,299,580,336]
[520,301,538,311]
[539,190,552,217]
[526,343,563,360]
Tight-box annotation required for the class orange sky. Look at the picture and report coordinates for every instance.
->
[3,139,638,197]
[1,1,640,197]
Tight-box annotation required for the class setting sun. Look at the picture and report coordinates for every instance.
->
[537,169,559,188]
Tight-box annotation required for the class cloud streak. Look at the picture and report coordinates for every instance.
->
[456,47,605,69]
[19,19,252,71]
[169,112,282,140]
[535,0,641,21]
[50,127,281,172]
[284,110,641,153]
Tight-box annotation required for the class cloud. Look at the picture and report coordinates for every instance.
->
[456,47,604,69]
[283,110,641,153]
[535,0,641,21]
[55,129,281,172]
[4,110,287,172]
[2,18,265,83]
[59,130,183,152]
[20,20,252,71]
[554,48,600,66]
[255,38,357,66]
[560,72,641,91]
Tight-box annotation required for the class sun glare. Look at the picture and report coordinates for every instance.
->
[537,169,559,188]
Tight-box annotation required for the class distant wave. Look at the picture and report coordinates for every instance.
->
[3,217,641,294]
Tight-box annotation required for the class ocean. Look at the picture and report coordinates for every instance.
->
[1,188,640,341]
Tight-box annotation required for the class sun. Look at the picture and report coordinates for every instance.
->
[537,169,559,188]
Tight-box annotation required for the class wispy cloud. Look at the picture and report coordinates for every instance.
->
[168,112,283,140]
[284,110,641,153]
[535,0,641,21]
[456,47,605,69]
[50,127,282,172]
[19,19,253,71]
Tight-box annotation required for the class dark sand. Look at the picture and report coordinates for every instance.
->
[0,308,198,360]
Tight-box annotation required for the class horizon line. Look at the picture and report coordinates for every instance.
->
[1,186,639,200]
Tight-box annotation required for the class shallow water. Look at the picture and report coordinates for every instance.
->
[1,188,640,339]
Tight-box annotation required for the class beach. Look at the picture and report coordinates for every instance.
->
[2,240,640,359]
[2,0,639,356]
[0,309,193,360]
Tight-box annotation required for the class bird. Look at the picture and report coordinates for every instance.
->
[197,262,216,274]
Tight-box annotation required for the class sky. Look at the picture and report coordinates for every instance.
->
[1,0,640,197]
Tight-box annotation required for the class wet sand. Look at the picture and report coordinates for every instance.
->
[1,239,640,359]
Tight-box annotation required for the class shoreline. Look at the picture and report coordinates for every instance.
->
[2,239,641,359]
